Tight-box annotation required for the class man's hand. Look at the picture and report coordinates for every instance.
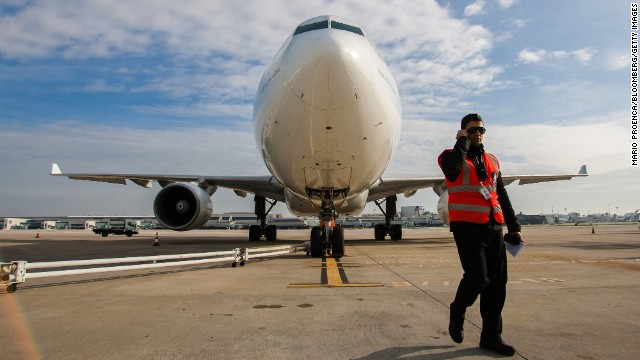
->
[456,129,468,139]
[505,232,523,245]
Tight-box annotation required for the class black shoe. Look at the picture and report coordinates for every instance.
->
[448,320,464,343]
[448,305,464,344]
[480,337,516,356]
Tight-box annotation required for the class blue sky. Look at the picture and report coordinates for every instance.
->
[0,0,637,218]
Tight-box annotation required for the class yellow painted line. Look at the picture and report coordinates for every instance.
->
[288,283,384,288]
[288,257,383,288]
[325,257,342,287]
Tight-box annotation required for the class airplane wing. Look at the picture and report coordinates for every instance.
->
[50,163,286,202]
[501,165,588,186]
[367,177,445,202]
[367,165,588,202]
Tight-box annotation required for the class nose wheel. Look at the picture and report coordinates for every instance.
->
[309,224,344,258]
[307,189,347,258]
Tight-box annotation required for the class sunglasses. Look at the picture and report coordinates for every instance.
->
[466,126,486,135]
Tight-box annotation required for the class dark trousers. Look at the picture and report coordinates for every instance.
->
[451,226,508,340]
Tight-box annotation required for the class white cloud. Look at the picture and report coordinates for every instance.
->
[496,0,517,10]
[513,18,527,28]
[0,0,504,120]
[518,47,595,65]
[518,49,547,63]
[464,0,486,17]
[607,53,628,71]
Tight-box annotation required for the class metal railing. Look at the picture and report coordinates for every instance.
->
[1,243,309,293]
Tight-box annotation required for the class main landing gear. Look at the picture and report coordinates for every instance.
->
[249,195,277,242]
[373,195,403,241]
[308,196,345,258]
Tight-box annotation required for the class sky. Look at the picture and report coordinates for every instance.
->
[0,0,637,218]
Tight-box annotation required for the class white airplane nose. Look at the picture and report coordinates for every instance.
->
[287,33,373,110]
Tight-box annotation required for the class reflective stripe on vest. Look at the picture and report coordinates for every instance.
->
[446,152,504,224]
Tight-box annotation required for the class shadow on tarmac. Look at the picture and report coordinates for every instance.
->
[556,241,640,251]
[354,345,511,359]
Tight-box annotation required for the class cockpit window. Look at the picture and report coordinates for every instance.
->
[293,20,329,35]
[331,21,364,36]
[293,19,365,37]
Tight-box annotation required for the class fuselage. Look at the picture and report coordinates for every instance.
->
[253,15,402,217]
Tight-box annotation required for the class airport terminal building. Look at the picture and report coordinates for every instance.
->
[1,206,445,231]
[4,206,634,231]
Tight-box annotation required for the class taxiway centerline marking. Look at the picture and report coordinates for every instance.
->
[288,257,383,288]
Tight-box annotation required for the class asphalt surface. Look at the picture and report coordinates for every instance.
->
[1,224,639,359]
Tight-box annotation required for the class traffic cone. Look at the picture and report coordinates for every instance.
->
[591,226,595,234]
[36,229,40,238]
[152,232,160,246]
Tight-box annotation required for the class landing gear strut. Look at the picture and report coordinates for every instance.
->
[249,195,277,241]
[374,195,402,241]
[308,192,345,258]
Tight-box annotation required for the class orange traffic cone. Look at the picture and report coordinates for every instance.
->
[153,232,160,246]
[36,229,40,238]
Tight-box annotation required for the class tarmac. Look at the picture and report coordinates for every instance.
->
[1,224,639,359]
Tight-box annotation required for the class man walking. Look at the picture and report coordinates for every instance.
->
[438,114,522,356]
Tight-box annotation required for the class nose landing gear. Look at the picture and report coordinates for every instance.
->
[308,192,345,258]
[309,221,345,258]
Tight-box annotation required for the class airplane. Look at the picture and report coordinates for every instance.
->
[50,15,588,258]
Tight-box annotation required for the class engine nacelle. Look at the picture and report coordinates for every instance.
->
[337,191,367,217]
[284,189,316,217]
[437,190,450,226]
[153,183,213,231]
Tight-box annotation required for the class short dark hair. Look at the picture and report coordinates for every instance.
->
[461,113,483,129]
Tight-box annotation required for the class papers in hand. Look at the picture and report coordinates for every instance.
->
[505,241,525,257]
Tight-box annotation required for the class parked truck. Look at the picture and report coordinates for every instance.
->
[93,218,138,237]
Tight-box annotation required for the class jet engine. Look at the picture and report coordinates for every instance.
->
[436,190,450,226]
[153,183,214,231]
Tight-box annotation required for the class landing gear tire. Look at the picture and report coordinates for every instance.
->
[330,225,345,258]
[374,224,386,240]
[265,225,277,241]
[310,226,323,258]
[390,224,402,241]
[249,225,261,242]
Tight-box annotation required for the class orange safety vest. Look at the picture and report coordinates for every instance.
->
[441,151,505,224]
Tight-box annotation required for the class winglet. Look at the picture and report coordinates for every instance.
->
[578,165,587,175]
[51,163,62,175]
